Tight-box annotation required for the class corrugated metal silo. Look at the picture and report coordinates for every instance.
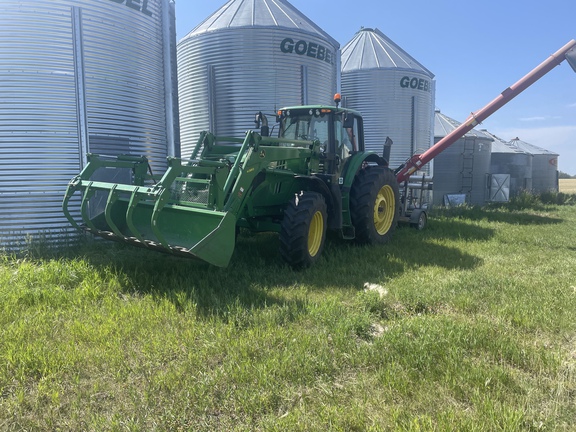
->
[483,130,533,197]
[433,111,492,206]
[0,0,179,251]
[177,0,339,158]
[509,138,558,193]
[341,28,435,172]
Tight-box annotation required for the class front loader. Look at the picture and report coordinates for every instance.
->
[64,104,399,268]
[63,39,576,268]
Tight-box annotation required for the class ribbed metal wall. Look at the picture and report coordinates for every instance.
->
[531,155,558,192]
[486,132,533,197]
[509,139,558,193]
[0,0,178,251]
[433,112,492,206]
[177,3,338,158]
[341,29,435,172]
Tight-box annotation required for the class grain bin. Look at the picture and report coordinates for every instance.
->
[509,137,558,193]
[483,130,533,198]
[341,28,435,172]
[0,0,179,251]
[177,0,339,158]
[433,111,492,206]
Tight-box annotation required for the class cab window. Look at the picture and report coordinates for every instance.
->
[280,113,329,147]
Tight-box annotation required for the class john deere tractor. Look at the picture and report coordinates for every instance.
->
[63,96,400,268]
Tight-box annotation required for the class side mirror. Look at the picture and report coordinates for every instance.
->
[254,111,270,137]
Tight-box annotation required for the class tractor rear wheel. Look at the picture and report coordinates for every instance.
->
[280,191,327,269]
[350,166,400,244]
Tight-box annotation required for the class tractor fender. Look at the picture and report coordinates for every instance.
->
[341,152,388,190]
[294,175,341,230]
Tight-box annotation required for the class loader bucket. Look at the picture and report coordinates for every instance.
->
[64,133,259,267]
[85,197,237,267]
[64,172,237,267]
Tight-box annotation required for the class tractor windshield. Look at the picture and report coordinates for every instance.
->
[279,112,329,144]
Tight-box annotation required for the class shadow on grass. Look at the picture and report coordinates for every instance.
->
[18,227,481,321]
[22,214,490,320]
[185,225,483,296]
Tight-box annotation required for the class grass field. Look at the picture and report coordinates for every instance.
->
[1,198,576,430]
[559,179,576,193]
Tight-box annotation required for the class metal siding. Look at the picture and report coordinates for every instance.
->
[81,0,170,169]
[508,138,558,193]
[178,28,338,157]
[490,152,533,197]
[342,68,434,171]
[0,0,175,251]
[531,155,558,192]
[432,136,492,206]
[433,112,494,206]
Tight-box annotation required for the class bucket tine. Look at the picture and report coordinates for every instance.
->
[80,182,98,231]
[62,178,81,229]
[104,185,123,238]
[150,189,171,250]
[125,187,147,243]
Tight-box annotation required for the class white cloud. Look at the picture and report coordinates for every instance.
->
[492,125,576,175]
[519,115,562,122]
[519,116,547,122]
[568,103,576,108]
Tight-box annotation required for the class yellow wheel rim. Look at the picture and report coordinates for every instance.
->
[308,210,324,257]
[373,185,395,235]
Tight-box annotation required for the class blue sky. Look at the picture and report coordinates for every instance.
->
[174,0,576,174]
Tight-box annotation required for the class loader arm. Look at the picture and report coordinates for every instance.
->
[396,39,576,183]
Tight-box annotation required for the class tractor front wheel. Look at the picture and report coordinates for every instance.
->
[350,166,400,244]
[280,191,327,269]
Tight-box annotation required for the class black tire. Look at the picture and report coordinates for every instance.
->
[279,191,327,269]
[350,166,400,244]
[410,211,427,230]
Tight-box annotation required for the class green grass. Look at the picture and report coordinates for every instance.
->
[1,199,576,430]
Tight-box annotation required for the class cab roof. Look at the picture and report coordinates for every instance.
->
[278,105,362,117]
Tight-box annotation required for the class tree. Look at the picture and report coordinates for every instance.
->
[558,171,575,179]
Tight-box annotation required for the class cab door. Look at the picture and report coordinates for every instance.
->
[334,112,361,176]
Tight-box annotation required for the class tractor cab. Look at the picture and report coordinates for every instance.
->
[275,103,364,176]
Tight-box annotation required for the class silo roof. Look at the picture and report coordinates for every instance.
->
[182,0,338,47]
[509,137,558,156]
[481,130,527,154]
[434,111,492,140]
[341,27,434,77]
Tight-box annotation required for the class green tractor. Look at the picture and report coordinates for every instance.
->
[63,95,400,268]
